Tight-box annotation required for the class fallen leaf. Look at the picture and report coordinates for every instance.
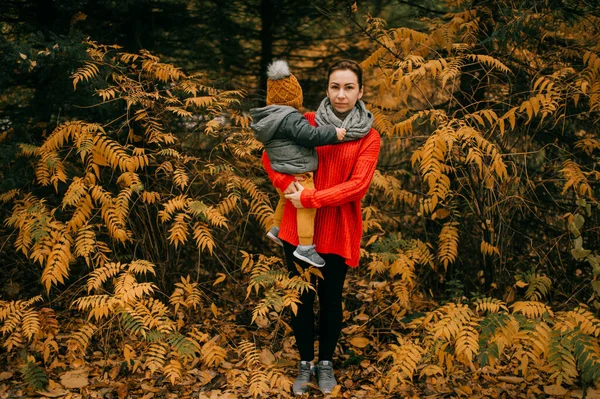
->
[570,389,600,399]
[197,370,217,386]
[497,376,523,384]
[353,313,369,322]
[36,387,69,398]
[141,383,160,392]
[330,384,342,397]
[544,385,568,395]
[60,371,88,389]
[259,349,275,366]
[0,372,12,381]
[108,365,120,379]
[117,382,129,399]
[348,337,370,348]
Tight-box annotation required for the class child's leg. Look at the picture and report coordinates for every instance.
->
[273,188,287,228]
[294,173,316,246]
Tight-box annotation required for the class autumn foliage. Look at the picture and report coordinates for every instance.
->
[1,0,600,398]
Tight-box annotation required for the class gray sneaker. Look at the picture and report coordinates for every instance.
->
[292,361,314,395]
[293,245,325,267]
[266,226,283,246]
[317,360,337,394]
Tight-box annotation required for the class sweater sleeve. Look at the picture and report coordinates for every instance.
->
[261,151,296,192]
[283,113,339,148]
[300,132,381,208]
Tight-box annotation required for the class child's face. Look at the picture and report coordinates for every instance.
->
[326,69,363,114]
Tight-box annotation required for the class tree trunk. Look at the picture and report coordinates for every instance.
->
[259,0,275,100]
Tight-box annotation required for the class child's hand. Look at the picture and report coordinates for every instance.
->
[336,127,347,141]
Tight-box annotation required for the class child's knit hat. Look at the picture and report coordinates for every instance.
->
[266,60,303,109]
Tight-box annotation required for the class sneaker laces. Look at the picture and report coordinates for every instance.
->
[298,363,313,379]
[318,364,334,380]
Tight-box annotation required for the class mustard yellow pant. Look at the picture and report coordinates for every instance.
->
[272,172,315,246]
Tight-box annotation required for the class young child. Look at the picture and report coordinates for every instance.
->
[250,60,346,267]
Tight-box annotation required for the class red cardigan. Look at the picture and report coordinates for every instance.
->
[262,112,381,267]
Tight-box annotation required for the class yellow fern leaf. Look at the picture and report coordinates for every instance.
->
[168,213,190,248]
[438,222,459,270]
[71,62,100,90]
[511,301,554,318]
[192,222,215,255]
[163,359,183,385]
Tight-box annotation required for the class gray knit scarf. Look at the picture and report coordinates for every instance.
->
[315,97,373,141]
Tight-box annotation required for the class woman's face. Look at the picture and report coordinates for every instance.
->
[327,69,363,114]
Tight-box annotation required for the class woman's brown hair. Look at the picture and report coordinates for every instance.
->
[327,59,363,88]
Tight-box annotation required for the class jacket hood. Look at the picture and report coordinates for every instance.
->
[250,105,297,143]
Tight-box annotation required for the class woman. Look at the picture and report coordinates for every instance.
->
[262,59,381,395]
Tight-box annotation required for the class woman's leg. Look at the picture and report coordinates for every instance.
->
[283,241,316,361]
[284,241,349,362]
[316,253,348,361]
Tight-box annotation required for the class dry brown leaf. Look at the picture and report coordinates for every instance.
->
[330,384,342,397]
[348,337,370,348]
[0,372,12,382]
[117,382,129,399]
[141,383,160,393]
[197,370,217,386]
[36,381,69,399]
[259,348,275,366]
[108,366,120,380]
[497,376,523,384]
[36,389,69,398]
[544,385,568,395]
[353,313,370,322]
[60,371,88,389]
[570,389,600,398]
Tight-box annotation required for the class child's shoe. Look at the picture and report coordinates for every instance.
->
[266,226,283,246]
[293,244,325,267]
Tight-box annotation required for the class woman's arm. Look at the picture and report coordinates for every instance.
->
[298,133,380,209]
[261,151,296,192]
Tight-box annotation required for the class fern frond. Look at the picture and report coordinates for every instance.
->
[67,323,96,355]
[22,360,48,389]
[380,337,424,389]
[511,301,554,319]
[170,275,203,313]
[430,303,473,341]
[474,297,508,314]
[437,222,459,270]
[575,138,600,156]
[41,231,73,292]
[160,195,190,222]
[72,62,100,90]
[168,213,190,248]
[559,307,600,337]
[468,54,510,74]
[201,337,227,367]
[145,342,168,374]
[549,330,578,386]
[560,160,593,198]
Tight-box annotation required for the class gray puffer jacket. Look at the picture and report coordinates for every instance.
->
[250,105,339,174]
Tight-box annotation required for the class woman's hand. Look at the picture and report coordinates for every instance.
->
[284,181,305,208]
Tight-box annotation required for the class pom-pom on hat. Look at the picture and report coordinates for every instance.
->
[266,60,303,109]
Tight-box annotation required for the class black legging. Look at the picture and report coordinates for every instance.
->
[283,241,349,362]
